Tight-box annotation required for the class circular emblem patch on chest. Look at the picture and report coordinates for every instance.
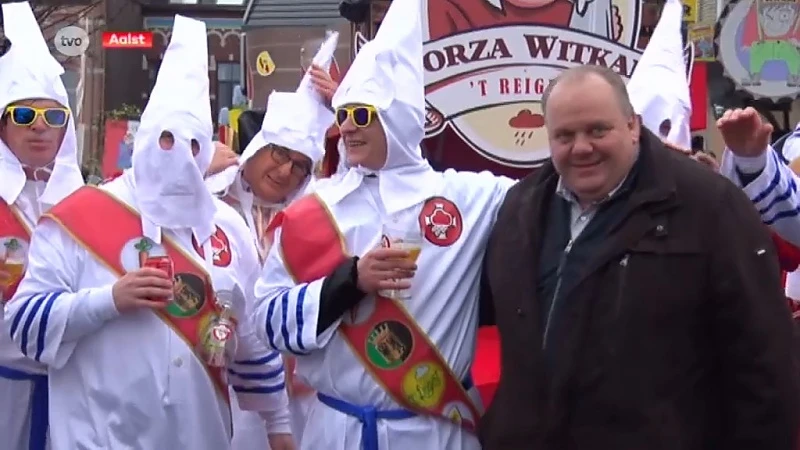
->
[192,226,232,268]
[418,197,463,247]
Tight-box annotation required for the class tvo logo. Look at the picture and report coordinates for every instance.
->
[54,26,89,57]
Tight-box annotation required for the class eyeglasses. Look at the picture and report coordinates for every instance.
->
[4,106,70,128]
[335,105,377,128]
[268,145,311,179]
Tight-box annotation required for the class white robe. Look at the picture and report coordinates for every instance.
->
[720,147,800,246]
[0,181,49,450]
[221,195,304,450]
[3,174,289,449]
[254,170,513,449]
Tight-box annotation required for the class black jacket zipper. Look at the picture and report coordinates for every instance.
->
[609,253,630,355]
[542,238,574,351]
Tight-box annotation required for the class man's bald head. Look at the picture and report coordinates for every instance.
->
[541,64,641,208]
[541,65,634,118]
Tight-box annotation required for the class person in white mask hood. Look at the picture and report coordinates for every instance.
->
[251,0,515,447]
[205,30,338,450]
[5,15,292,450]
[206,30,336,263]
[626,0,693,150]
[0,2,84,450]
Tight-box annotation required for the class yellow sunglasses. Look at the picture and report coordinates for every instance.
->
[5,106,70,128]
[335,105,377,128]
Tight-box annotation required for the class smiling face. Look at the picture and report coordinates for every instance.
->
[545,72,640,206]
[337,103,388,171]
[241,144,312,203]
[0,98,68,168]
[759,4,798,37]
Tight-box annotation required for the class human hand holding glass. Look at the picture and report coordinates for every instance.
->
[0,267,11,303]
[0,243,25,302]
[379,223,423,299]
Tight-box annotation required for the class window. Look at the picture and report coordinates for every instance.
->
[217,62,241,116]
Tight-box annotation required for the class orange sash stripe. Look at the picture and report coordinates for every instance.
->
[0,200,32,301]
[43,186,230,405]
[276,194,481,432]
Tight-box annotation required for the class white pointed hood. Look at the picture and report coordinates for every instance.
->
[0,1,84,209]
[329,0,440,214]
[206,31,337,248]
[243,30,337,179]
[334,138,349,175]
[131,15,216,244]
[627,0,692,149]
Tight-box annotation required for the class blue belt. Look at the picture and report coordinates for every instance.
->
[317,376,474,450]
[0,366,48,450]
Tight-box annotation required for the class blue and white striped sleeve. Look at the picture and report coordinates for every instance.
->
[720,146,800,247]
[3,219,120,369]
[229,343,291,434]
[229,223,290,435]
[253,227,339,355]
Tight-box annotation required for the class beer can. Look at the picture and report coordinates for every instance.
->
[143,256,174,302]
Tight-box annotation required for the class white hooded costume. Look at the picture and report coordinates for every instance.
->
[626,0,692,150]
[252,0,514,447]
[206,30,337,263]
[205,31,338,450]
[0,2,83,450]
[5,15,289,449]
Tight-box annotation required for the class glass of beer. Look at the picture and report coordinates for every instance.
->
[0,258,23,289]
[379,223,423,300]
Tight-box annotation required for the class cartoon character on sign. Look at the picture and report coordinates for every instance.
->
[426,0,621,41]
[741,0,800,86]
[717,0,800,99]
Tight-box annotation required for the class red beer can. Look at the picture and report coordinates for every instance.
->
[143,256,174,302]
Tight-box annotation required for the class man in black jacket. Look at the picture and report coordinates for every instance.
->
[479,65,800,450]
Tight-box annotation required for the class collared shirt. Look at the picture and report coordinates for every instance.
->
[555,176,628,240]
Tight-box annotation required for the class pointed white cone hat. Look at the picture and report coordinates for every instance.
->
[132,15,216,241]
[205,30,339,252]
[332,0,424,119]
[208,30,340,200]
[328,0,437,214]
[0,1,83,207]
[627,0,692,149]
[250,30,338,167]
